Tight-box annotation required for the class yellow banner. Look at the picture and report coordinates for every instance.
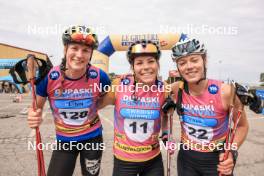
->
[110,33,181,51]
[91,50,109,73]
[92,33,182,73]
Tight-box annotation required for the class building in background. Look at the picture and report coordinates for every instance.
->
[0,43,52,93]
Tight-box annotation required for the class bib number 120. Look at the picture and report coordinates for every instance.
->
[60,111,88,120]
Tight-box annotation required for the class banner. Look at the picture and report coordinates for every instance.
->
[93,33,184,73]
[256,89,264,114]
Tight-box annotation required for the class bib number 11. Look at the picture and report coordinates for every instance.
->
[129,121,148,134]
[124,119,154,142]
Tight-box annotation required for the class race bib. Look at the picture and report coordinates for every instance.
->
[58,108,89,126]
[183,123,213,143]
[124,119,154,142]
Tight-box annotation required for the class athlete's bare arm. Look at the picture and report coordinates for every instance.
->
[218,83,249,175]
[221,83,249,148]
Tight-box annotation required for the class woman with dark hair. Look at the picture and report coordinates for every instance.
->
[170,37,249,176]
[27,25,111,176]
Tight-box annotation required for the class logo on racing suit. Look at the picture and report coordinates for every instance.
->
[208,84,218,94]
[156,80,163,88]
[121,78,130,85]
[120,95,160,142]
[88,69,98,79]
[85,159,100,175]
[49,71,60,80]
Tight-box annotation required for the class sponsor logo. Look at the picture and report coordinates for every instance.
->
[89,69,98,79]
[85,159,100,175]
[49,71,60,80]
[121,78,130,85]
[208,84,218,94]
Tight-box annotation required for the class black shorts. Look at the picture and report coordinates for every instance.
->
[113,153,164,176]
[177,145,232,176]
[47,135,103,176]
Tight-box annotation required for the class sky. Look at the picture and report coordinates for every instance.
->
[0,0,263,84]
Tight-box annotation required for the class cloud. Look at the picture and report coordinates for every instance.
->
[0,0,263,83]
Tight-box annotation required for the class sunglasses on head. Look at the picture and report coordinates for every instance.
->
[70,32,96,46]
[172,40,198,58]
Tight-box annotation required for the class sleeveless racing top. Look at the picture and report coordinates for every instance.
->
[113,75,166,162]
[178,79,228,152]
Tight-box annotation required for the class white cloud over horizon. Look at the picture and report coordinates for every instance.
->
[0,0,263,84]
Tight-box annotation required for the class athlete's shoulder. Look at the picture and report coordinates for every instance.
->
[89,65,108,78]
[45,66,62,81]
[220,82,233,110]
[98,68,110,80]
[49,65,60,71]
[97,67,107,75]
[89,65,104,73]
[205,79,226,93]
[208,79,224,85]
[36,65,62,97]
[220,82,232,95]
